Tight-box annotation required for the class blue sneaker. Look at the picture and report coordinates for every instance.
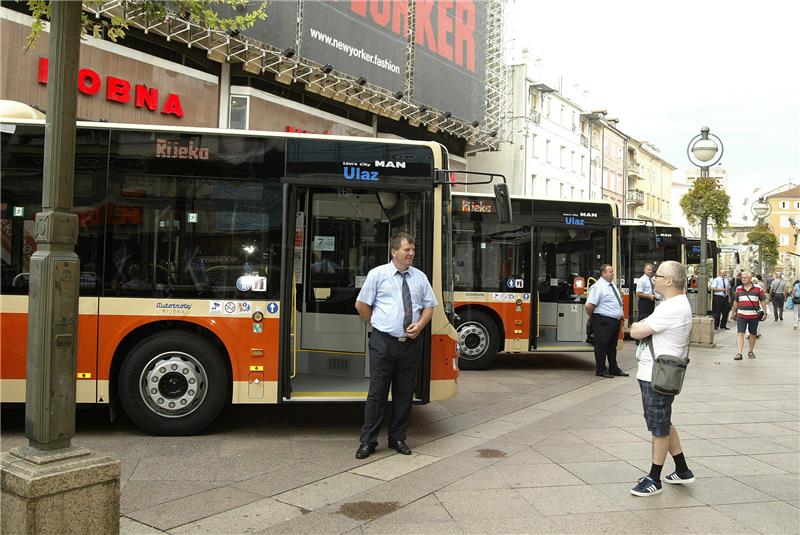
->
[664,469,695,484]
[631,475,662,497]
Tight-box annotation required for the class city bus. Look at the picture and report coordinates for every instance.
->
[450,192,619,369]
[685,237,718,314]
[0,117,493,435]
[620,224,684,327]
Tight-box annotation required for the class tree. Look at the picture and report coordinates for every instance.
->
[679,176,731,233]
[25,0,267,50]
[748,222,780,268]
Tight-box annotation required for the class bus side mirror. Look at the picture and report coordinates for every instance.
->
[494,183,512,224]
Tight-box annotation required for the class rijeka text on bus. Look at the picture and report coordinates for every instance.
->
[37,57,184,118]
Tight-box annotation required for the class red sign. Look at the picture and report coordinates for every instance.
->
[37,57,184,118]
[460,199,494,213]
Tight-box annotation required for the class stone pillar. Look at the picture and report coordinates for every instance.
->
[690,316,715,348]
[1,449,120,535]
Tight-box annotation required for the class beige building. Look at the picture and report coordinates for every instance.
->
[718,225,756,275]
[766,185,800,280]
[686,165,728,189]
[626,140,675,224]
[600,122,625,215]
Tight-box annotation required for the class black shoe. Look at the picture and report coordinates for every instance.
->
[388,440,412,455]
[611,371,630,377]
[721,327,730,330]
[596,372,614,378]
[355,443,376,459]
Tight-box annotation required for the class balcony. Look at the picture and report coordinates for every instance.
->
[530,110,541,124]
[580,135,589,148]
[626,189,644,206]
[627,161,642,176]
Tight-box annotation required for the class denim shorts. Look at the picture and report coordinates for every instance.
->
[639,379,674,437]
[737,316,760,335]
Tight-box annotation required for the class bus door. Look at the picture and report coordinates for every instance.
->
[280,185,426,400]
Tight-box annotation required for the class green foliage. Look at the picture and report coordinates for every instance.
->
[679,176,731,233]
[747,222,780,265]
[24,0,267,50]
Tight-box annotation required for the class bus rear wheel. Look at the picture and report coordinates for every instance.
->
[457,310,500,370]
[118,331,227,435]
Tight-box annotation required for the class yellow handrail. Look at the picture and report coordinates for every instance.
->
[290,271,298,379]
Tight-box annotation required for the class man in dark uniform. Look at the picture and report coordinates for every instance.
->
[636,262,659,321]
[585,264,628,378]
[354,232,437,459]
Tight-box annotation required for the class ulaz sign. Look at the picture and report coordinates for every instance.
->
[37,57,184,118]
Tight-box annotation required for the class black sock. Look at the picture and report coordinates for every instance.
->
[649,463,663,481]
[673,452,689,473]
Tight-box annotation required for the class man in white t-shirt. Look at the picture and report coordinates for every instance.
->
[629,260,694,497]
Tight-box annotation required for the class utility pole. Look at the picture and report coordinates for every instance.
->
[1,3,120,532]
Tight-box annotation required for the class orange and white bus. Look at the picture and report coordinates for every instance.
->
[1,118,467,435]
[450,192,619,369]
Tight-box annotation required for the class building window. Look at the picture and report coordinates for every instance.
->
[570,151,576,172]
[545,140,551,162]
[581,155,586,176]
[780,216,791,227]
[545,178,551,195]
[531,134,537,158]
[229,95,249,129]
[546,98,551,118]
[780,201,788,209]
[580,189,585,199]
[560,105,564,124]
[560,183,565,198]
[795,201,800,209]
[570,186,575,199]
[560,146,565,168]
[780,235,790,246]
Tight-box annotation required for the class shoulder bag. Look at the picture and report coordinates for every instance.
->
[744,290,765,321]
[646,336,689,396]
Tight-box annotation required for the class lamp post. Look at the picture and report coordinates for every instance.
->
[687,126,724,315]
[751,197,772,279]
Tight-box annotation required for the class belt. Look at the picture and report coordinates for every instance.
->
[372,329,410,343]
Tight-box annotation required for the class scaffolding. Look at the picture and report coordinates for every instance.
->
[83,1,509,149]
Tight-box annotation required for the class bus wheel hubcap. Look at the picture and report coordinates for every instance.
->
[459,322,488,359]
[139,351,208,418]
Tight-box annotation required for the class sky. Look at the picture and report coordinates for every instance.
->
[509,0,799,223]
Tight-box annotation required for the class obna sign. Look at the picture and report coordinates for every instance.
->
[37,57,184,118]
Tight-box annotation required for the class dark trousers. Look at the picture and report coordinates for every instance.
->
[712,294,730,328]
[359,331,421,446]
[638,298,655,321]
[591,314,621,374]
[772,294,785,319]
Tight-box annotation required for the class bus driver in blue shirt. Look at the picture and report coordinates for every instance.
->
[354,232,437,459]
[585,264,628,378]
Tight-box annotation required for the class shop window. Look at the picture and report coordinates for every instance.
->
[229,95,249,130]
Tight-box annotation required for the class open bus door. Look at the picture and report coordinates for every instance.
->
[618,219,656,328]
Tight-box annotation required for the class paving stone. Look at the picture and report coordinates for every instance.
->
[362,520,463,534]
[728,422,799,437]
[570,427,645,443]
[119,516,167,534]
[750,452,799,473]
[128,454,221,482]
[412,434,486,457]
[349,453,439,481]
[734,473,800,500]
[274,472,383,511]
[560,460,643,484]
[594,441,652,460]
[534,442,620,463]
[120,480,219,513]
[232,461,340,498]
[517,485,621,515]
[441,466,511,491]
[456,515,559,534]
[715,501,800,534]
[495,446,552,466]
[546,510,650,533]
[693,455,789,477]
[460,419,520,440]
[435,488,539,521]
[364,494,452,525]
[126,486,263,530]
[491,462,585,488]
[630,505,752,533]
[710,436,793,455]
[679,424,754,439]
[170,498,303,534]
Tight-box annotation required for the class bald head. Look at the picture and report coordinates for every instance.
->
[653,261,686,297]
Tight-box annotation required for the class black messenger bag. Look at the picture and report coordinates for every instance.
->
[646,336,689,396]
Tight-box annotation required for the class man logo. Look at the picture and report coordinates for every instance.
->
[374,160,406,168]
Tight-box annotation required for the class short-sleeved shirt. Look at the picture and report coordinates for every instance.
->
[769,279,787,296]
[734,284,766,319]
[356,261,437,337]
[711,276,729,296]
[587,279,623,319]
[635,275,660,300]
[635,294,692,381]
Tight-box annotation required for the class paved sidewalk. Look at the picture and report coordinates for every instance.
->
[3,316,796,534]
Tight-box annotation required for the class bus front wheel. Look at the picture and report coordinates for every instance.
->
[118,331,228,435]
[457,310,500,370]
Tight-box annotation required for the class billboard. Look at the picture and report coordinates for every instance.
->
[300,0,407,93]
[220,1,298,51]
[413,0,486,123]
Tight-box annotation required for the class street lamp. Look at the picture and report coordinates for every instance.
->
[686,127,723,315]
[751,197,772,278]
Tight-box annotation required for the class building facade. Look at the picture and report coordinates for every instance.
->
[600,123,625,215]
[766,185,800,281]
[626,140,674,223]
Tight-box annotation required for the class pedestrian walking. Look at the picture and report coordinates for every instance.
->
[354,232,437,459]
[792,279,800,329]
[711,270,731,330]
[730,271,768,360]
[585,264,628,378]
[636,263,659,321]
[629,260,694,496]
[768,273,787,321]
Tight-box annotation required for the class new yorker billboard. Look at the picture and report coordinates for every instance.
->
[232,0,490,125]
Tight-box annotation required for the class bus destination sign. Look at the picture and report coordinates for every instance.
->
[460,199,494,213]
